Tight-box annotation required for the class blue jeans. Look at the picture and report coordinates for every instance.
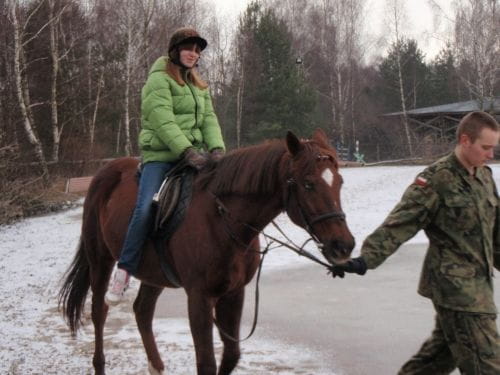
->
[118,161,175,275]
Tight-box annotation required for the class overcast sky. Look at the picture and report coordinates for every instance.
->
[210,0,455,61]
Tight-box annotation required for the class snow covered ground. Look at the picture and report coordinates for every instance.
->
[1,164,499,374]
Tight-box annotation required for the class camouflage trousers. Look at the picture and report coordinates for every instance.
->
[398,304,500,375]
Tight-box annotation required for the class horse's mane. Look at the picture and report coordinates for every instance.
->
[198,139,289,196]
[198,137,336,196]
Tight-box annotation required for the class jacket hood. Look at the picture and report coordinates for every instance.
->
[148,57,168,75]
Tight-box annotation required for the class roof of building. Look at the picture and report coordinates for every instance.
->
[383,97,500,117]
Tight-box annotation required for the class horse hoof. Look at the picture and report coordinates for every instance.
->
[148,361,164,375]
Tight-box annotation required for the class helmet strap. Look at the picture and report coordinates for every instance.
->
[172,58,188,69]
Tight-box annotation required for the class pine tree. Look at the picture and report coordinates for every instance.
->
[379,38,430,112]
[233,4,315,144]
[428,46,459,105]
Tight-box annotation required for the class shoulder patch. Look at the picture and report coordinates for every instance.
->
[414,176,428,187]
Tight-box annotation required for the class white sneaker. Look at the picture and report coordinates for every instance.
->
[105,267,130,305]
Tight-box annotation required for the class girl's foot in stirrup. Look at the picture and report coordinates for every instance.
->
[105,267,130,305]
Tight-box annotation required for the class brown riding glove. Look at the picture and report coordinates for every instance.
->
[183,148,208,170]
[210,148,225,162]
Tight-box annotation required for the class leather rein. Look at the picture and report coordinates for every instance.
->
[211,174,346,342]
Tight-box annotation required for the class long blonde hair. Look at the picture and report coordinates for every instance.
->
[166,60,208,90]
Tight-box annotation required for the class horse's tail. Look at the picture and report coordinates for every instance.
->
[58,237,90,335]
[58,157,138,335]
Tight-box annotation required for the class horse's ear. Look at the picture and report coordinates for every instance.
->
[286,131,303,156]
[312,128,330,148]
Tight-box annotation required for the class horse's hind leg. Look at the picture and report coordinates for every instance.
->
[90,257,114,374]
[133,283,165,374]
[215,289,245,375]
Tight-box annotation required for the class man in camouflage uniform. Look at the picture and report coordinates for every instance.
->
[333,111,500,374]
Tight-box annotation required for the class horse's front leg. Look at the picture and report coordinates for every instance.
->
[133,283,165,374]
[215,289,245,375]
[187,290,217,375]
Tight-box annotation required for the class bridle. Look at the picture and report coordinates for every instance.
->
[212,192,337,344]
[210,169,347,343]
[284,176,346,246]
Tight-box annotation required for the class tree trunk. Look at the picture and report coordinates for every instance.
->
[123,47,132,155]
[48,0,60,162]
[350,66,355,141]
[337,68,345,145]
[329,71,337,140]
[116,117,122,155]
[87,39,92,140]
[236,66,244,148]
[123,3,133,156]
[10,1,49,182]
[390,0,413,156]
[396,49,413,156]
[89,69,104,156]
[453,0,498,104]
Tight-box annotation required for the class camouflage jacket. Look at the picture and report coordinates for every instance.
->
[361,152,500,313]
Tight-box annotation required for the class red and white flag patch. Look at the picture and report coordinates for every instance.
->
[414,176,428,187]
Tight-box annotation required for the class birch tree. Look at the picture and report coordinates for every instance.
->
[9,0,49,181]
[48,0,60,161]
[453,0,499,102]
[233,2,260,147]
[202,13,233,141]
[47,0,72,162]
[0,1,12,148]
[122,0,135,156]
[385,0,413,156]
[137,0,157,75]
[79,0,108,155]
[118,0,163,155]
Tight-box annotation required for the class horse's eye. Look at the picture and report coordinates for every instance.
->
[304,182,314,191]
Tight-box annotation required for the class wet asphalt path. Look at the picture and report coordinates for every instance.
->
[156,243,500,374]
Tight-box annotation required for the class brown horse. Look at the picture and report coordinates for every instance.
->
[59,129,355,375]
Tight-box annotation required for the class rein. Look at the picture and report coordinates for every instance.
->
[213,194,334,269]
[213,239,272,343]
[211,187,339,342]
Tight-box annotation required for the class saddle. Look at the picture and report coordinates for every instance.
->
[151,162,195,287]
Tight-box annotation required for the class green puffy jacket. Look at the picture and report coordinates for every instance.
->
[138,57,225,163]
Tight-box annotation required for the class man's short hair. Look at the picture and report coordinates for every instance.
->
[456,111,500,143]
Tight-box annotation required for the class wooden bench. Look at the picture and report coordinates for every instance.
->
[65,176,93,194]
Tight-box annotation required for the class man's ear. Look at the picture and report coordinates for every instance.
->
[459,133,471,146]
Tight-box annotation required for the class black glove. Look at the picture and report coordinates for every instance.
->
[330,256,367,278]
[210,148,225,162]
[183,148,208,170]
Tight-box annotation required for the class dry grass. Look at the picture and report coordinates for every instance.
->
[0,145,82,225]
[0,176,81,225]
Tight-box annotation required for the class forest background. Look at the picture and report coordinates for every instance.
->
[0,0,498,223]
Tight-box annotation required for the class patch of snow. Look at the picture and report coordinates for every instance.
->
[1,165,499,374]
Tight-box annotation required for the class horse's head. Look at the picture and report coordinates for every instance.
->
[282,129,355,264]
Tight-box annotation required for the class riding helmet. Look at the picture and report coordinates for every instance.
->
[168,27,207,53]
